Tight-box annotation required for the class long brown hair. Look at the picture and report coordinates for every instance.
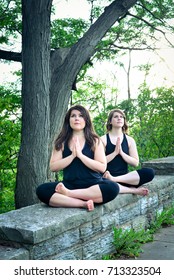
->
[106,109,129,133]
[54,105,99,150]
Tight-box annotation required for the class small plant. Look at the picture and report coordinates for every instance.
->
[103,205,174,260]
[149,205,174,234]
[103,227,153,259]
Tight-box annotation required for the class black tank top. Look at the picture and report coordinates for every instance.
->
[105,133,129,176]
[63,141,102,186]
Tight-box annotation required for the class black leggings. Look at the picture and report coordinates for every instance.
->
[36,178,120,206]
[118,167,155,188]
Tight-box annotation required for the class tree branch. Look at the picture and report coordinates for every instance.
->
[51,0,138,90]
[0,50,21,62]
[50,0,139,138]
[137,2,165,25]
[128,11,174,48]
[95,44,156,52]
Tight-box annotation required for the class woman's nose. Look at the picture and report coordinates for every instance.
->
[75,116,79,120]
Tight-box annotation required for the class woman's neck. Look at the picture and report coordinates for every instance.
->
[72,130,85,138]
[109,128,123,137]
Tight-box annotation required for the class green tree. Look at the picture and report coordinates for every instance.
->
[132,85,174,162]
[0,85,21,213]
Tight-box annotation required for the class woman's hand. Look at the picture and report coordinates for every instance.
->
[72,136,83,158]
[114,137,122,155]
[49,146,75,172]
[119,136,139,167]
[71,137,77,158]
[73,137,106,173]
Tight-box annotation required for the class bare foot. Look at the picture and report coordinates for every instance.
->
[134,187,149,196]
[55,182,69,196]
[103,170,113,180]
[86,200,94,211]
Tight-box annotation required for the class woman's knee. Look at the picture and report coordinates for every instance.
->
[147,168,155,180]
[36,184,44,200]
[100,181,119,203]
[110,182,120,198]
[36,182,57,205]
[137,168,155,186]
[142,167,155,181]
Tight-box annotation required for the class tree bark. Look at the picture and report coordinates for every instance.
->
[15,0,53,208]
[0,50,21,62]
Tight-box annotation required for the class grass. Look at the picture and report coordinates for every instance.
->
[103,205,174,260]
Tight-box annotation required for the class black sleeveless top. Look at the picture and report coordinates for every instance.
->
[62,141,102,186]
[105,133,129,176]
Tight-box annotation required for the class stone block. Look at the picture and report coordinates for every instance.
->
[82,232,114,259]
[142,156,174,175]
[119,202,141,224]
[0,245,29,260]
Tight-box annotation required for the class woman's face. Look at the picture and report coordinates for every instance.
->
[111,112,124,129]
[69,109,86,131]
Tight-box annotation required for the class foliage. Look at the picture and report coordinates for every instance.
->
[113,227,153,258]
[93,85,173,163]
[0,0,22,44]
[1,0,174,65]
[0,85,21,213]
[103,227,153,259]
[103,205,174,260]
[73,82,174,163]
[0,179,15,214]
[51,18,89,48]
[149,205,174,234]
[93,0,174,64]
[71,76,120,135]
[131,85,174,162]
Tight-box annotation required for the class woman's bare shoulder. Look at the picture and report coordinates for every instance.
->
[125,134,136,145]
[100,134,107,146]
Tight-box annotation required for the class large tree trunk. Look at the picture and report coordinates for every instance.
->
[15,0,138,208]
[15,0,52,208]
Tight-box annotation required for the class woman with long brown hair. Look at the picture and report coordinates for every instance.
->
[36,105,119,211]
[101,109,155,196]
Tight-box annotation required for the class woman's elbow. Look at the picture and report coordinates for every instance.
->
[49,163,58,172]
[50,166,55,172]
[99,163,107,173]
[134,160,139,167]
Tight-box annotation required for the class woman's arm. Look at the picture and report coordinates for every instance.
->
[120,136,139,167]
[49,146,75,172]
[100,135,119,163]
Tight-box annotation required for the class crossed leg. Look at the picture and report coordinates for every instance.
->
[104,171,149,196]
[49,190,94,211]
[49,182,103,211]
[118,184,149,196]
[103,170,140,185]
[55,182,103,203]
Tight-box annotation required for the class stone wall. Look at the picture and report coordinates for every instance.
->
[0,156,174,260]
